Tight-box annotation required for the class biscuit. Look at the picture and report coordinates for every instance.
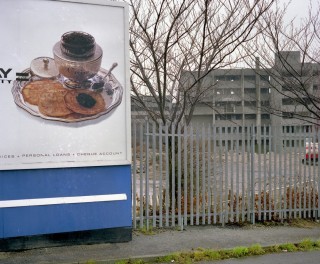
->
[64,89,105,115]
[38,89,73,117]
[22,79,65,105]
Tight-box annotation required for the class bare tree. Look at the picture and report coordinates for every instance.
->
[128,0,277,208]
[128,0,276,131]
[243,0,320,126]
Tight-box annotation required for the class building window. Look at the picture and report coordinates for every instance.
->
[261,114,270,119]
[216,114,226,120]
[304,125,312,132]
[260,88,270,94]
[244,101,256,107]
[282,126,295,133]
[261,126,269,134]
[282,112,294,119]
[215,76,225,82]
[245,114,256,119]
[225,75,240,81]
[244,88,256,93]
[216,89,223,95]
[282,98,294,105]
[215,75,241,82]
[244,75,255,81]
[302,97,311,105]
[232,114,242,120]
[215,114,242,120]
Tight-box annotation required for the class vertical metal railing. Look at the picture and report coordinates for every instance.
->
[132,120,320,229]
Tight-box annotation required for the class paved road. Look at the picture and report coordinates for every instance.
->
[198,251,320,264]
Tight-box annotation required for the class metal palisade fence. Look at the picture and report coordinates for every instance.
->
[131,120,320,229]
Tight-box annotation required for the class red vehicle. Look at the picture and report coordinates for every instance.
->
[302,140,318,164]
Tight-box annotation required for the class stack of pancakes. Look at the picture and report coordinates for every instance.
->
[22,79,105,118]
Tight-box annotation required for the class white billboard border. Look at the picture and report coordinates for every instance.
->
[1,0,131,170]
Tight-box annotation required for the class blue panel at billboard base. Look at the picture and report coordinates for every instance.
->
[0,165,132,239]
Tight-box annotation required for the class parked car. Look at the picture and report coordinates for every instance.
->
[302,139,318,164]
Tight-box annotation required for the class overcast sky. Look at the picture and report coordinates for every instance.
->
[285,0,314,21]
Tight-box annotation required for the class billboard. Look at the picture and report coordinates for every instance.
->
[0,0,130,170]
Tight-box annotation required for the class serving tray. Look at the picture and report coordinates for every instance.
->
[12,68,123,123]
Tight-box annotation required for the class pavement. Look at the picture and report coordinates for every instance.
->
[1,223,320,264]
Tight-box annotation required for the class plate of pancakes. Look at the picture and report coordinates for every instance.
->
[12,68,123,122]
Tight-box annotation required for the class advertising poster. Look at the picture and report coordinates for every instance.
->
[0,0,130,170]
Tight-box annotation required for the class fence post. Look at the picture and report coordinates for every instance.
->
[251,125,255,224]
[145,119,150,230]
[132,121,137,229]
[139,121,144,228]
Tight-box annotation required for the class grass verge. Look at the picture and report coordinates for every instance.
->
[114,238,320,264]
